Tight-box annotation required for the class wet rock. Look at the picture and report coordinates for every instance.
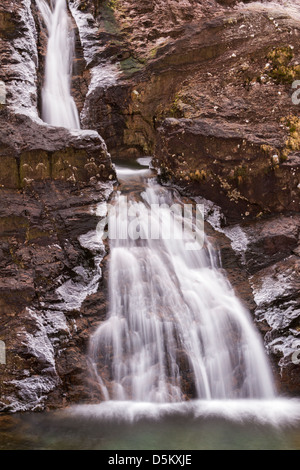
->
[77,1,300,223]
[250,255,300,395]
[154,117,297,221]
[232,215,300,274]
[0,179,114,412]
[0,0,39,117]
[0,108,116,188]
[209,212,300,272]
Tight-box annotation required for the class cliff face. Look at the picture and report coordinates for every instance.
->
[77,0,300,396]
[78,1,300,216]
[0,0,299,411]
[0,0,115,411]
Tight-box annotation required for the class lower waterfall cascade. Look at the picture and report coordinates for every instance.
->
[30,1,300,429]
[88,163,277,404]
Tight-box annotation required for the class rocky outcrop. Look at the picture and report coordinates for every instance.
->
[149,9,300,220]
[154,117,300,221]
[77,1,300,218]
[0,0,115,411]
[0,179,113,411]
[0,108,115,188]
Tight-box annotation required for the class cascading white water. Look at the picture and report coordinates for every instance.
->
[37,0,81,129]
[90,176,276,403]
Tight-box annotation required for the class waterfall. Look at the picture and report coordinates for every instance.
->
[37,0,81,129]
[34,0,276,408]
[90,177,276,403]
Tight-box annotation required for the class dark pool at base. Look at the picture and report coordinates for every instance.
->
[1,409,300,450]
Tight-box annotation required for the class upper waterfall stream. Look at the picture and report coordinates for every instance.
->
[37,0,81,129]
[89,160,276,403]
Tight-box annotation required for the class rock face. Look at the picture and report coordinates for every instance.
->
[76,0,300,396]
[0,180,112,411]
[79,0,300,218]
[0,0,39,117]
[155,118,299,221]
[0,0,115,411]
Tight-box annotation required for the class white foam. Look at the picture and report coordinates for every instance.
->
[116,166,151,177]
[70,398,300,427]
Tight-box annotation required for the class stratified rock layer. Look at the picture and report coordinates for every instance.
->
[0,180,112,411]
[0,0,115,410]
[0,108,115,188]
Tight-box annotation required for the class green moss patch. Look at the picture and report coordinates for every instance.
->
[119,57,145,76]
[267,46,300,84]
[281,115,300,159]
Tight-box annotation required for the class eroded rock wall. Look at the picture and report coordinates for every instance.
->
[77,0,300,396]
[0,0,115,411]
[78,1,300,218]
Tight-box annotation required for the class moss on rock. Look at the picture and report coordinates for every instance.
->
[20,151,51,186]
[267,46,300,84]
[281,115,300,160]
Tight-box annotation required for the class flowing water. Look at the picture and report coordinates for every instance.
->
[75,159,300,446]
[36,0,81,129]
[89,163,276,404]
